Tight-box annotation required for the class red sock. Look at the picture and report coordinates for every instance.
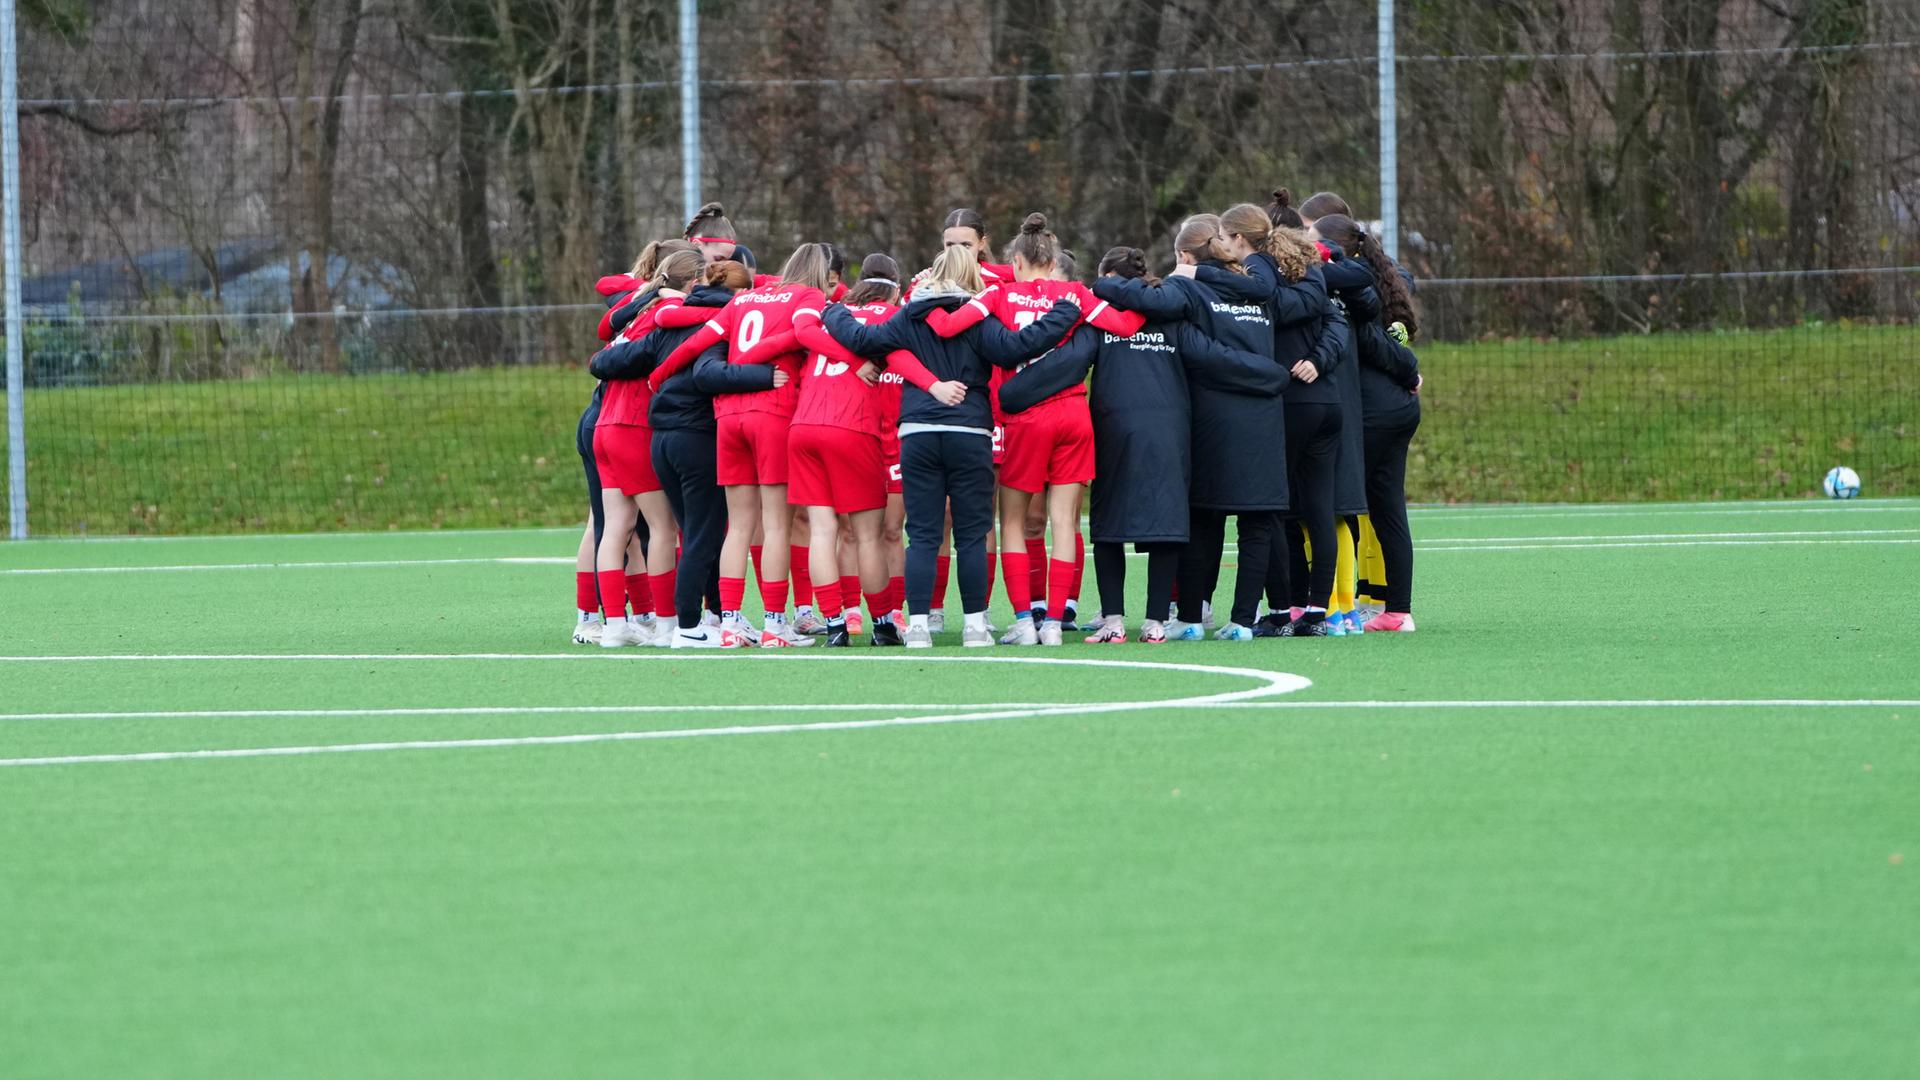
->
[932,555,951,607]
[866,588,891,617]
[575,571,598,613]
[790,546,813,606]
[625,573,651,619]
[814,579,844,620]
[720,576,747,615]
[1070,533,1086,606]
[1026,537,1047,608]
[750,544,765,590]
[1048,559,1075,622]
[649,570,677,618]
[888,575,906,612]
[1001,551,1031,615]
[597,569,629,621]
[760,577,789,618]
[839,575,861,608]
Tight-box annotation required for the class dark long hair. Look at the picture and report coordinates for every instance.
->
[843,253,903,306]
[1314,214,1417,337]
[1097,246,1159,286]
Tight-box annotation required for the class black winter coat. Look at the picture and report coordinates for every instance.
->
[1317,252,1380,515]
[823,290,1079,433]
[1001,319,1285,542]
[592,286,776,433]
[1093,266,1290,511]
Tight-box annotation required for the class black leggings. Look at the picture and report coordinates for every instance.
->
[653,428,727,630]
[902,431,995,615]
[1282,401,1343,610]
[1094,541,1180,622]
[1364,400,1421,612]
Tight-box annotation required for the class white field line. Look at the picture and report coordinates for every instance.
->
[0,702,1061,722]
[1213,698,1920,709]
[10,528,1920,575]
[17,525,581,545]
[1420,537,1920,552]
[1410,501,1920,521]
[0,556,575,576]
[0,653,1314,768]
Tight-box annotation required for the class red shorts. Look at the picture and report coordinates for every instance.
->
[716,412,790,487]
[788,424,885,514]
[998,398,1094,494]
[592,423,659,495]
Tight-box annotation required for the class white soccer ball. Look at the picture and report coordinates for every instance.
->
[1823,466,1861,499]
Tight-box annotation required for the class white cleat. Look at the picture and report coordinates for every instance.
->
[759,622,816,648]
[1001,616,1039,646]
[572,615,604,645]
[962,624,995,648]
[904,624,934,649]
[646,619,678,647]
[671,624,734,648]
[599,618,646,648]
[1038,619,1063,646]
[701,610,722,628]
[927,609,946,635]
[720,614,761,646]
[792,609,831,636]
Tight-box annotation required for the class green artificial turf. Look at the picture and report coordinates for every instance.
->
[2,500,1917,1078]
[5,321,1914,534]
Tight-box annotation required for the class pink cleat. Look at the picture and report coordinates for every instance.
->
[1364,611,1416,633]
[1084,616,1128,644]
[1137,619,1168,644]
[1289,606,1305,622]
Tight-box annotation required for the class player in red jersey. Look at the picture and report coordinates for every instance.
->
[920,214,1147,644]
[588,248,707,646]
[784,253,936,646]
[648,243,834,647]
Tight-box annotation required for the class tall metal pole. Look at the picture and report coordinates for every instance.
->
[2,0,28,538]
[679,0,700,223]
[1376,0,1400,262]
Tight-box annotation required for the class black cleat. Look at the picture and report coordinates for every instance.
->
[1279,615,1328,637]
[1256,612,1287,631]
[1251,621,1284,638]
[825,623,852,647]
[869,621,905,647]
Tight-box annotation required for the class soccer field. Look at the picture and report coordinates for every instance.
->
[3,500,1917,1078]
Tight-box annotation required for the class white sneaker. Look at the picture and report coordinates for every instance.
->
[1165,619,1206,642]
[1038,619,1063,646]
[904,624,934,648]
[760,621,816,648]
[701,611,722,628]
[792,609,831,636]
[572,615,604,645]
[962,624,995,648]
[927,609,946,634]
[1001,616,1038,646]
[1214,622,1254,641]
[720,614,761,646]
[671,625,733,649]
[599,619,645,648]
[646,619,678,647]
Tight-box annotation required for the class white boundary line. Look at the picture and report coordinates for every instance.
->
[0,653,1314,768]
[0,556,574,576]
[10,528,1917,576]
[0,702,1061,722]
[1410,502,1920,521]
[1214,698,1920,709]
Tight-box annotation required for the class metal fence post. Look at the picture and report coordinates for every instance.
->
[1377,0,1400,263]
[3,0,28,538]
[680,0,700,223]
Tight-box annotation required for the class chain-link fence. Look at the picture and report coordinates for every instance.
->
[3,0,1917,533]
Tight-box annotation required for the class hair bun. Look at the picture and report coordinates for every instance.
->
[696,201,725,219]
[1271,188,1292,208]
[1020,212,1049,235]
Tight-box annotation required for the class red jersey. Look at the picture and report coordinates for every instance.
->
[650,283,826,417]
[791,301,893,436]
[595,298,676,428]
[927,280,1147,417]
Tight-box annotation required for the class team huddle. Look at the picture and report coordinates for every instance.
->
[571,190,1423,649]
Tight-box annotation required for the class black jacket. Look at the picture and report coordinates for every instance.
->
[1092,266,1291,511]
[823,290,1080,433]
[576,381,607,459]
[604,286,776,433]
[1002,319,1282,541]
